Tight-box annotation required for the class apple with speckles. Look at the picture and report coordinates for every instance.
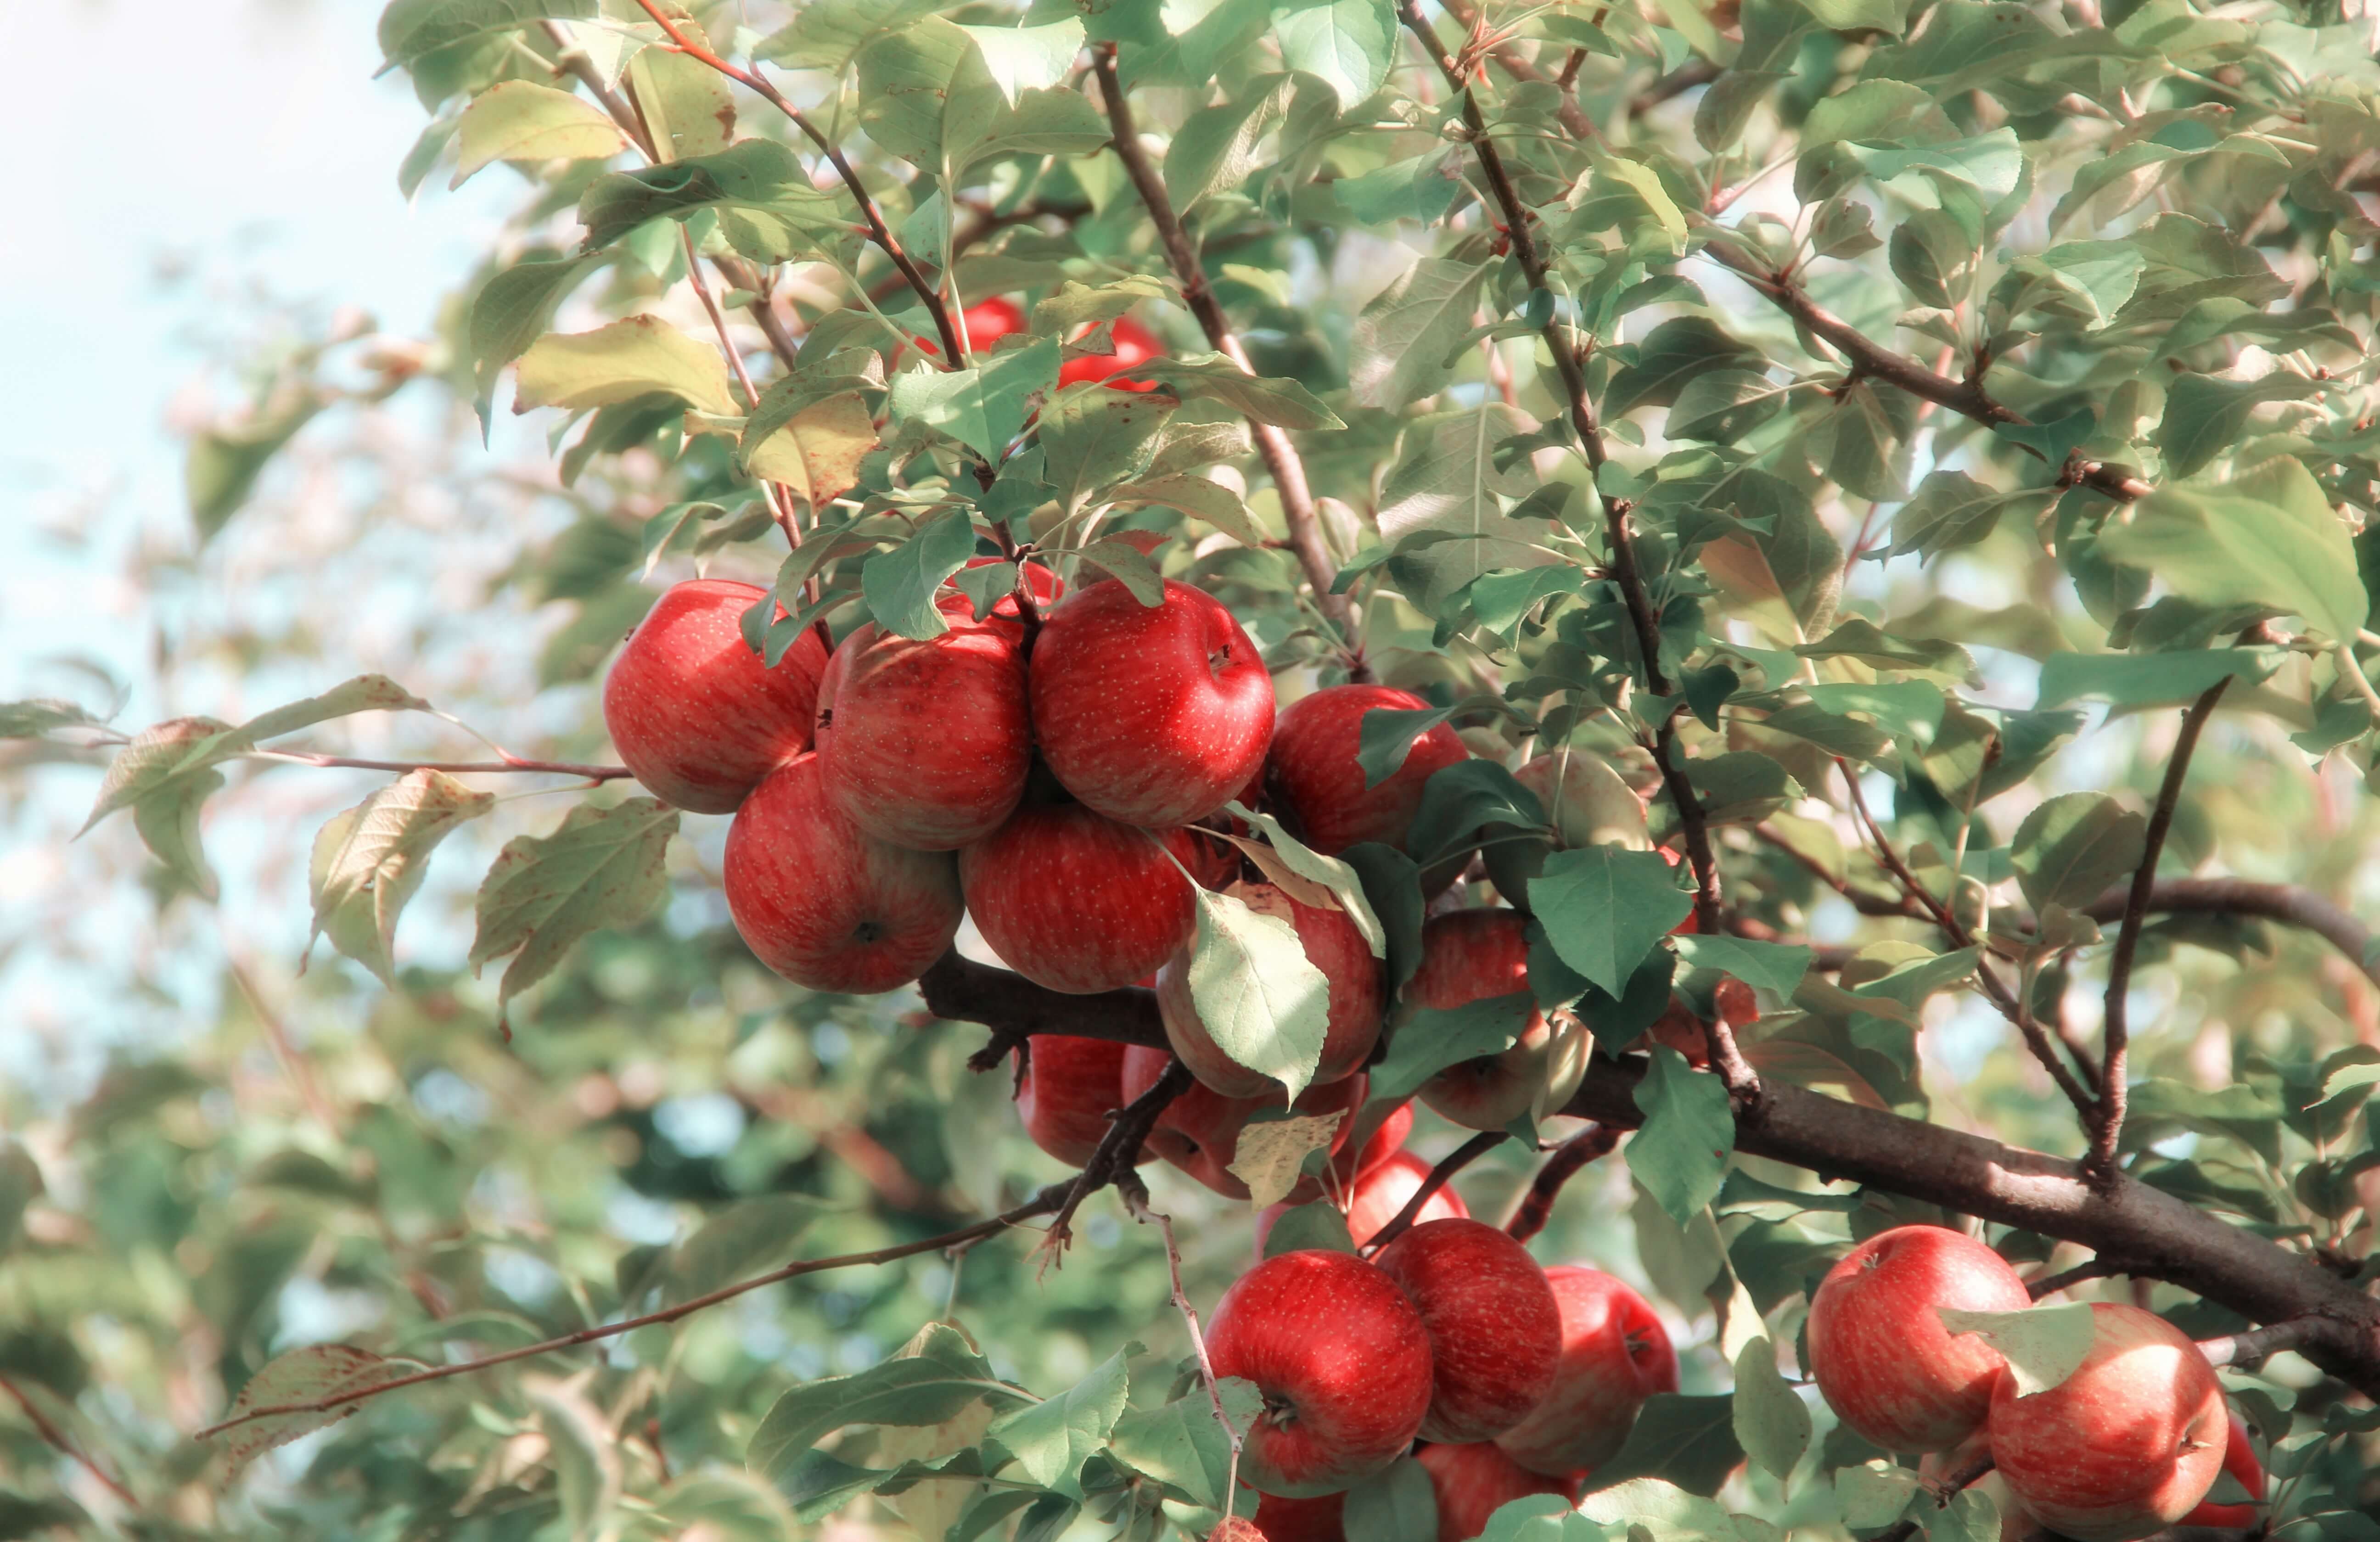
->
[1205,1249,1436,1497]
[1415,1441,1583,1542]
[1401,909,1589,1131]
[1373,1218,1561,1445]
[1011,1034,1132,1166]
[723,752,962,992]
[960,802,1221,993]
[601,579,828,814]
[1807,1224,2031,1454]
[1495,1267,1676,1476]
[1030,578,1274,828]
[1264,685,1470,857]
[1157,880,1382,1097]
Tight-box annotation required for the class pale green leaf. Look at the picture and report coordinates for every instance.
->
[451,81,625,187]
[1937,1301,2096,1396]
[308,770,497,986]
[514,315,740,417]
[1186,886,1331,1101]
[468,798,680,1027]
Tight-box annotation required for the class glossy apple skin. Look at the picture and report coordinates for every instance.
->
[1403,909,1587,1131]
[1807,1224,2032,1453]
[1990,1303,2228,1542]
[960,803,1215,993]
[1414,1441,1583,1542]
[1250,1490,1345,1542]
[1158,881,1383,1097]
[1352,1103,1415,1177]
[1205,1250,1436,1497]
[1029,578,1275,828]
[1494,1267,1677,1477]
[1255,1147,1470,1256]
[1121,1046,1365,1201]
[1265,686,1470,855]
[2178,1412,2262,1527]
[1060,314,1165,391]
[723,753,962,992]
[601,579,828,814]
[1012,1035,1131,1166]
[815,605,1031,850]
[1373,1219,1561,1445]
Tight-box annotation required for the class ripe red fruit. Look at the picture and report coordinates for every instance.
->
[1264,685,1470,855]
[1372,1219,1562,1444]
[1494,1267,1677,1476]
[1662,847,1698,934]
[1989,1303,2228,1542]
[911,296,1027,359]
[1204,1250,1436,1497]
[1402,909,1587,1131]
[2177,1413,2262,1527]
[1352,1102,1415,1178]
[1255,1146,1470,1256]
[1157,881,1382,1097]
[1058,314,1165,391]
[723,753,962,992]
[814,606,1031,850]
[1807,1224,2031,1453]
[1250,1491,1344,1542]
[960,802,1217,993]
[1207,1520,1268,1542]
[1029,578,1274,828]
[1012,1035,1131,1166]
[1414,1441,1583,1542]
[601,578,827,814]
[1121,1046,1365,1201]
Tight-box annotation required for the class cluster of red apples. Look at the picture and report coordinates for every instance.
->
[1809,1225,2263,1542]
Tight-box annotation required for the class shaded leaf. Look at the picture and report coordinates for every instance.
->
[468,798,680,1028]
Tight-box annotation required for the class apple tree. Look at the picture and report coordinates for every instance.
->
[7,0,2380,1536]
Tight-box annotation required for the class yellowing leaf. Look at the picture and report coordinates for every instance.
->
[1226,1111,1345,1209]
[514,315,741,417]
[743,392,879,511]
[450,81,627,187]
[308,770,497,985]
[205,1345,429,1482]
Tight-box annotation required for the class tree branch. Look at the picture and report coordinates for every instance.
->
[2028,1256,2116,1300]
[0,1372,137,1510]
[2199,1315,2347,1370]
[252,750,632,780]
[2078,878,2380,991]
[1040,1055,1192,1257]
[1086,44,1368,680]
[1361,1130,1507,1254]
[1874,1452,1997,1542]
[2092,679,2229,1183]
[1504,1125,1619,1243]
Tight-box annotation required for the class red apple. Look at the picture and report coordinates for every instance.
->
[1204,1250,1436,1497]
[1494,1267,1677,1476]
[1806,1224,2031,1453]
[1353,1102,1415,1177]
[601,578,828,814]
[2178,1412,2262,1527]
[814,604,1031,850]
[1256,1146,1470,1256]
[1662,847,1699,935]
[1989,1303,2228,1542]
[1029,578,1275,828]
[1415,1442,1583,1542]
[723,752,963,992]
[1251,1491,1344,1542]
[1012,1035,1132,1166]
[1121,1046,1366,1201]
[1402,909,1589,1130]
[910,296,1027,359]
[1157,880,1383,1097]
[1207,1520,1268,1542]
[1059,314,1165,391]
[1372,1218,1561,1444]
[1265,686,1470,856]
[960,802,1217,993]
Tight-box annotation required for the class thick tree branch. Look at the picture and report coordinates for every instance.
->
[2199,1315,2343,1370]
[1361,1130,1508,1254]
[2028,1256,2116,1300]
[2093,679,2229,1182]
[1504,1125,1619,1243]
[1087,44,1368,680]
[2079,878,2380,991]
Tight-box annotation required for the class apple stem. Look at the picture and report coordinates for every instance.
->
[1873,1452,1998,1542]
[1361,1131,1507,1256]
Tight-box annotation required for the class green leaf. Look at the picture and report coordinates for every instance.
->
[860,510,979,641]
[1334,151,1465,224]
[307,770,497,986]
[0,698,102,739]
[1672,936,1809,998]
[1885,471,2026,562]
[1039,387,1179,517]
[1732,1336,1812,1480]
[2035,646,2281,710]
[1129,354,1346,430]
[469,252,604,419]
[1108,1378,1263,1509]
[205,1345,431,1481]
[2101,455,2363,641]
[2154,373,2318,480]
[1077,538,1168,605]
[1342,1454,1439,1542]
[750,1325,1026,1478]
[1607,318,1765,420]
[527,1378,624,1539]
[855,17,990,165]
[1185,886,1332,1101]
[1357,706,1457,790]
[1371,993,1531,1105]
[377,0,598,70]
[1932,1489,2003,1542]
[467,798,680,1029]
[188,396,326,542]
[579,140,853,264]
[1375,404,1550,611]
[1111,473,1271,548]
[1937,1301,2096,1396]
[954,18,1085,106]
[663,1195,826,1304]
[1166,73,1305,212]
[0,1141,45,1258]
[450,80,625,186]
[1223,802,1389,960]
[2010,791,2146,914]
[1796,618,1974,678]
[1838,1460,1924,1528]
[1272,0,1395,105]
[513,315,740,416]
[1578,1394,1746,1497]
[887,340,1060,460]
[1627,1048,1735,1225]
[1261,1203,1357,1257]
[1531,847,1695,997]
[1349,257,1492,410]
[1802,0,1909,35]
[984,1343,1133,1495]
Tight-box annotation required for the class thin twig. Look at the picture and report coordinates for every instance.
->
[1040,1057,1194,1258]
[2028,1257,2116,1300]
[1086,44,1368,681]
[252,750,632,780]
[226,958,341,1134]
[1361,1131,1507,1254]
[195,1189,1068,1440]
[2199,1315,2342,1370]
[539,20,658,160]
[2092,678,2228,1184]
[1504,1125,1618,1243]
[1120,1172,1245,1515]
[0,1372,138,1510]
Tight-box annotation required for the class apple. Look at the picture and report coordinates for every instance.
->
[1988,1303,2228,1542]
[1415,1442,1583,1542]
[1251,1491,1344,1542]
[1120,1045,1366,1201]
[1484,748,1649,912]
[1265,685,1470,855]
[1157,880,1383,1097]
[1203,1249,1436,1497]
[601,578,829,814]
[1256,1146,1470,1256]
[1012,1034,1133,1166]
[1372,1218,1562,1444]
[1029,578,1274,828]
[960,802,1222,993]
[1207,1520,1266,1542]
[1402,909,1589,1131]
[814,603,1031,851]
[1919,1433,2026,1542]
[723,752,963,992]
[909,296,1027,359]
[2178,1412,2262,1527]
[1059,314,1165,391]
[1494,1267,1677,1477]
[1351,1102,1415,1178]
[1806,1224,2032,1453]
